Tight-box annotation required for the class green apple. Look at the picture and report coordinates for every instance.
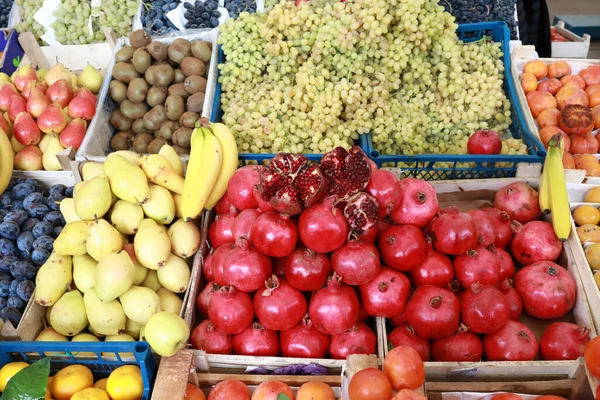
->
[144,312,190,357]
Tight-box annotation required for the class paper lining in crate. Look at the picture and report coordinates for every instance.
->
[75,29,219,164]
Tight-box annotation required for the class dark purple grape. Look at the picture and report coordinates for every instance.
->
[0,221,20,240]
[16,280,34,302]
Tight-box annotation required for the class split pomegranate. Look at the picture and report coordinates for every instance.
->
[254,275,307,331]
[208,285,254,334]
[332,239,381,286]
[280,314,331,358]
[523,60,548,80]
[467,129,502,155]
[190,319,232,354]
[514,261,576,319]
[358,223,378,244]
[540,322,590,360]
[366,169,401,218]
[492,247,516,281]
[548,61,572,79]
[498,279,523,320]
[231,208,261,240]
[405,285,460,339]
[556,85,589,109]
[253,185,274,212]
[454,247,501,290]
[560,104,594,135]
[483,320,539,361]
[343,192,380,233]
[409,238,454,288]
[493,182,541,224]
[560,74,586,90]
[309,273,360,334]
[467,209,497,247]
[378,225,427,272]
[537,78,563,96]
[383,346,425,391]
[329,322,377,359]
[250,211,298,257]
[461,282,510,334]
[208,211,236,248]
[481,207,514,248]
[510,221,562,266]
[283,246,331,291]
[579,65,600,86]
[320,146,371,198]
[537,108,561,128]
[431,327,483,362]
[429,206,478,255]
[221,238,273,293]
[232,322,280,357]
[391,178,439,227]
[227,165,262,210]
[527,91,558,118]
[214,190,235,214]
[196,282,218,318]
[388,323,431,361]
[298,197,348,253]
[360,267,411,318]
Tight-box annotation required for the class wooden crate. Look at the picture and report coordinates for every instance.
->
[551,21,592,59]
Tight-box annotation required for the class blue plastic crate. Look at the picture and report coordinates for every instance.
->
[0,341,157,399]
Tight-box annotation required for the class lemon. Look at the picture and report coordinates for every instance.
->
[0,362,29,392]
[71,387,110,400]
[573,205,600,226]
[50,365,94,400]
[107,365,143,400]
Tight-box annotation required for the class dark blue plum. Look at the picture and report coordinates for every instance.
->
[0,221,20,240]
[21,218,40,232]
[7,296,25,311]
[19,251,32,262]
[52,226,63,238]
[11,183,36,200]
[16,280,34,302]
[0,307,22,327]
[0,256,16,273]
[25,203,50,218]
[16,231,34,253]
[4,210,28,226]
[32,221,53,238]
[0,210,6,220]
[49,184,66,195]
[0,193,12,208]
[10,261,36,280]
[0,272,10,281]
[0,239,19,257]
[31,248,51,266]
[32,235,54,251]
[22,192,44,209]
[9,279,20,296]
[12,201,23,210]
[0,297,6,310]
[0,280,9,297]
[64,186,74,198]
[44,211,65,227]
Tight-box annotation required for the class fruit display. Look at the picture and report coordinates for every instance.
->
[141,0,179,35]
[106,30,213,156]
[224,0,257,19]
[440,0,518,40]
[0,0,13,29]
[0,62,103,171]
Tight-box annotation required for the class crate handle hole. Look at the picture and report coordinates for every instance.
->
[135,342,149,353]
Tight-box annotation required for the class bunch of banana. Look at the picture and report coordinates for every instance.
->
[540,134,571,241]
[0,128,14,196]
[182,123,238,221]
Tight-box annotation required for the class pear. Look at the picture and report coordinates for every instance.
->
[81,161,104,181]
[86,218,123,262]
[37,103,67,134]
[142,184,175,225]
[53,220,90,256]
[35,327,69,342]
[157,288,183,315]
[144,312,190,357]
[140,154,184,194]
[133,262,148,285]
[95,251,135,301]
[50,290,88,336]
[157,254,190,293]
[134,222,171,269]
[12,64,38,91]
[71,333,100,357]
[26,87,50,119]
[158,144,184,176]
[168,219,200,258]
[110,200,144,235]
[79,64,103,94]
[36,68,48,82]
[87,323,106,339]
[172,192,183,219]
[140,269,162,292]
[35,252,73,306]
[10,135,25,153]
[42,137,65,171]
[0,72,10,85]
[104,154,150,204]
[84,289,127,336]
[125,318,142,340]
[59,198,81,224]
[103,333,135,358]
[74,175,112,220]
[72,254,97,294]
[119,286,161,325]
[39,133,56,152]
[137,218,158,232]
[45,63,72,87]
[113,150,141,165]
[45,306,52,325]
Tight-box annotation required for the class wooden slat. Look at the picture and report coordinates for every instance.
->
[151,350,194,400]
[17,32,50,70]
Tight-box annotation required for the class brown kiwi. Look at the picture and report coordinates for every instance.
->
[109,80,127,103]
[173,69,185,84]
[145,64,174,87]
[146,41,168,62]
[157,120,180,140]
[132,133,154,153]
[186,92,205,113]
[126,78,150,104]
[190,41,212,63]
[164,95,185,121]
[110,132,135,151]
[179,111,199,128]
[132,118,149,134]
[146,86,168,108]
[184,75,207,94]
[147,137,167,154]
[172,127,193,148]
[143,105,167,131]
[180,57,205,77]
[167,83,190,99]
[129,29,152,48]
[167,39,192,64]
[172,145,188,155]
[132,48,152,74]
[115,46,135,63]
[109,109,133,131]
[112,62,140,83]
[120,100,149,120]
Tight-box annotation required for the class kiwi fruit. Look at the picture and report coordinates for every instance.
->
[186,92,205,113]
[172,127,193,148]
[145,64,174,87]
[132,118,149,134]
[129,29,152,48]
[180,57,205,77]
[132,133,154,153]
[143,105,167,131]
[167,39,192,64]
[120,100,149,120]
[109,109,133,131]
[184,75,207,94]
[168,83,190,99]
[126,78,149,104]
[165,95,185,121]
[146,86,168,108]
[115,46,135,63]
[112,62,140,83]
[109,80,127,103]
[132,48,152,74]
[191,41,212,63]
[172,145,188,155]
[147,137,167,154]
[173,69,185,84]
[147,41,168,62]
[157,120,180,140]
[110,131,135,151]
[179,111,199,128]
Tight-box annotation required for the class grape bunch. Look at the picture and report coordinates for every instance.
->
[142,0,178,35]
[184,0,221,29]
[14,0,44,41]
[0,0,14,29]
[218,0,513,156]
[440,0,518,40]
[224,0,257,19]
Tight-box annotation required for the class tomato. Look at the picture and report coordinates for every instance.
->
[348,368,393,400]
[535,396,566,400]
[208,379,251,400]
[391,389,427,399]
[297,382,335,400]
[383,346,425,391]
[251,381,294,400]
[185,384,206,400]
[584,336,600,377]
[490,394,523,400]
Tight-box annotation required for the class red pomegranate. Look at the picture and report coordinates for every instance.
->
[409,238,454,288]
[359,266,411,318]
[429,206,478,255]
[460,282,510,334]
[282,246,331,292]
[378,225,427,272]
[332,239,381,286]
[388,323,431,361]
[253,275,307,331]
[493,182,541,224]
[510,220,562,266]
[298,197,348,253]
[391,178,439,227]
[405,285,460,339]
[308,273,360,335]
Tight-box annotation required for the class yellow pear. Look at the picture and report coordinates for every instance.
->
[157,288,183,315]
[125,318,142,340]
[110,200,144,235]
[158,145,184,176]
[86,218,123,262]
[134,223,171,270]
[35,252,73,306]
[95,251,135,301]
[157,254,190,293]
[50,290,88,336]
[45,305,52,325]
[103,334,135,358]
[53,220,90,256]
[74,175,112,220]
[168,219,200,258]
[0,72,10,85]
[144,312,189,357]
[113,150,141,165]
[104,154,150,204]
[72,254,97,294]
[71,333,100,357]
[81,161,105,181]
[140,154,184,194]
[36,68,48,82]
[142,184,175,225]
[35,327,68,342]
[132,262,148,285]
[140,270,162,292]
[59,198,81,224]
[172,192,183,219]
[10,135,25,153]
[137,218,157,232]
[84,289,126,336]
[79,64,103,94]
[42,137,65,171]
[39,133,57,152]
[119,286,161,325]
[87,323,106,339]
[45,63,72,87]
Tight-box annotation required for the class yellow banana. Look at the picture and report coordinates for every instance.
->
[0,128,13,195]
[547,134,571,241]
[204,123,239,209]
[140,154,185,194]
[539,152,551,214]
[182,128,222,221]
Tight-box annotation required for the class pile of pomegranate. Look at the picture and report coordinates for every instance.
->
[192,147,589,362]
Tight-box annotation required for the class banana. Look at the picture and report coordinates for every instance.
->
[539,152,551,214]
[547,134,571,241]
[140,154,185,194]
[204,123,239,209]
[0,128,14,195]
[182,127,222,221]
[158,144,184,176]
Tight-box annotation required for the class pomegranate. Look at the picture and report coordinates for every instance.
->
[320,146,371,198]
[388,324,431,361]
[329,322,377,359]
[390,313,407,327]
[196,282,218,318]
[343,192,380,234]
[493,182,542,224]
[190,319,232,354]
[429,206,478,255]
[537,78,563,96]
[483,320,539,361]
[253,185,274,212]
[208,211,236,248]
[498,279,523,321]
[510,221,562,266]
[214,190,236,214]
[491,246,516,281]
[250,211,298,257]
[481,208,514,248]
[467,209,497,247]
[283,246,331,291]
[272,257,286,278]
[280,314,331,358]
[540,322,590,360]
[391,178,439,227]
[467,129,502,155]
[405,285,460,339]
[227,165,262,210]
[378,225,427,272]
[221,237,273,292]
[299,197,348,253]
[579,65,600,86]
[309,273,360,335]
[232,322,280,357]
[560,104,594,135]
[231,208,261,240]
[431,327,483,362]
[358,223,378,244]
[332,239,381,286]
[210,243,234,286]
[359,267,411,318]
[203,249,216,281]
[514,261,576,319]
[366,169,400,217]
[454,247,501,290]
[409,238,454,288]
[208,285,254,334]
[461,282,510,334]
[253,275,307,331]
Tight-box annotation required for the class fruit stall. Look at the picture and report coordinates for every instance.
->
[2,0,600,399]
